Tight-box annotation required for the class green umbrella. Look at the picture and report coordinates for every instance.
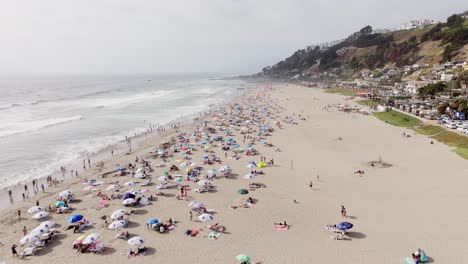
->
[237,189,248,195]
[236,254,251,262]
[163,171,169,175]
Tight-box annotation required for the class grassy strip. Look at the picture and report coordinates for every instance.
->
[373,110,421,127]
[413,125,445,135]
[324,88,357,96]
[356,99,379,107]
[372,110,468,159]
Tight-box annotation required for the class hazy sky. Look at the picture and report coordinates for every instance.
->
[0,0,466,75]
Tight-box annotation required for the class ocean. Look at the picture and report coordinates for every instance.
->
[0,74,248,190]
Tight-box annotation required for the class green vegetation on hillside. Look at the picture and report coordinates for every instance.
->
[373,110,421,127]
[413,125,445,135]
[432,131,468,159]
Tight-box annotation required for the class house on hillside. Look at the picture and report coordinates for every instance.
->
[440,73,454,82]
[405,80,432,94]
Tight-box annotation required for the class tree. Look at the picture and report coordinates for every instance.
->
[458,102,467,113]
[436,102,449,114]
[459,70,468,87]
[418,82,447,97]
[446,14,464,28]
[359,25,373,35]
[349,56,360,70]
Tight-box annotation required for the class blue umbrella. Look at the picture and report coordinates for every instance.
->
[174,177,183,183]
[114,167,126,172]
[55,201,66,207]
[146,219,159,225]
[123,193,136,200]
[69,214,83,223]
[200,142,207,145]
[203,155,209,159]
[226,138,234,142]
[336,222,353,230]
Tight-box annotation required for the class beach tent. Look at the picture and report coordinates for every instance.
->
[207,169,217,177]
[108,220,127,230]
[32,211,49,220]
[158,176,170,182]
[30,227,48,236]
[198,213,214,222]
[197,180,210,187]
[188,201,204,209]
[237,189,249,195]
[123,193,136,200]
[111,209,126,220]
[106,184,120,191]
[134,173,146,179]
[83,233,100,244]
[139,197,149,206]
[69,214,83,223]
[236,254,251,262]
[27,206,44,214]
[128,236,145,246]
[124,181,136,187]
[55,201,66,207]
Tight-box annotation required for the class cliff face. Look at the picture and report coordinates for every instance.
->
[261,13,468,78]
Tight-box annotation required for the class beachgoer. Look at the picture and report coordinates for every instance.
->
[189,211,193,221]
[36,200,39,206]
[22,226,27,236]
[8,190,13,203]
[11,244,18,257]
[17,210,21,220]
[309,181,313,189]
[41,183,45,192]
[341,205,347,218]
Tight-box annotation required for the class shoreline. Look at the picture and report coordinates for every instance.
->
[0,84,249,211]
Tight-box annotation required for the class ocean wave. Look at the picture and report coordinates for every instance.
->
[0,115,83,138]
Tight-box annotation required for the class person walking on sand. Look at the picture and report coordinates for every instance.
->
[189,211,193,221]
[341,205,347,218]
[88,158,91,168]
[36,200,39,206]
[41,183,45,193]
[24,184,29,197]
[8,189,13,203]
[309,181,313,189]
[17,210,21,220]
[83,159,86,169]
[22,226,27,236]
[11,244,18,257]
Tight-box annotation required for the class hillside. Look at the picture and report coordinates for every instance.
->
[261,12,468,79]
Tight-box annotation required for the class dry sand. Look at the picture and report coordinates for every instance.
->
[0,83,467,264]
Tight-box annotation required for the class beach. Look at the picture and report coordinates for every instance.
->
[0,83,467,264]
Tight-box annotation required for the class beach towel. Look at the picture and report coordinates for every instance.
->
[275,225,289,230]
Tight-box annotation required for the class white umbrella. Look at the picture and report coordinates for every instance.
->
[106,184,120,191]
[27,206,44,214]
[207,169,217,176]
[59,190,73,197]
[157,176,169,182]
[122,198,136,206]
[32,211,49,220]
[139,197,149,206]
[198,213,214,222]
[127,236,145,246]
[243,173,255,179]
[219,165,231,172]
[83,233,100,244]
[197,180,211,187]
[124,181,136,187]
[188,201,204,209]
[108,220,127,230]
[134,173,146,179]
[135,167,145,174]
[20,234,40,245]
[38,221,55,229]
[247,164,256,168]
[30,227,48,236]
[111,209,126,220]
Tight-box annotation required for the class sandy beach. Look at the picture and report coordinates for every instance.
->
[0,83,467,264]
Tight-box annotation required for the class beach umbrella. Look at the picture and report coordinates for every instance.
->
[83,233,100,244]
[174,177,183,183]
[188,201,204,209]
[336,222,353,230]
[243,174,255,179]
[69,214,83,223]
[198,213,214,222]
[114,167,126,172]
[197,180,210,187]
[146,219,159,225]
[59,190,73,197]
[108,220,127,230]
[124,181,136,187]
[38,221,55,229]
[163,171,169,175]
[122,198,136,206]
[111,209,126,220]
[226,138,234,142]
[158,176,170,182]
[139,197,149,205]
[135,173,146,179]
[32,211,49,220]
[27,206,44,214]
[257,161,265,168]
[136,167,145,174]
[55,201,66,207]
[20,234,40,245]
[106,184,120,191]
[219,165,230,172]
[73,235,86,246]
[30,227,48,236]
[237,189,249,195]
[236,254,251,262]
[123,193,136,200]
[128,236,145,246]
[98,200,109,207]
[207,169,217,176]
